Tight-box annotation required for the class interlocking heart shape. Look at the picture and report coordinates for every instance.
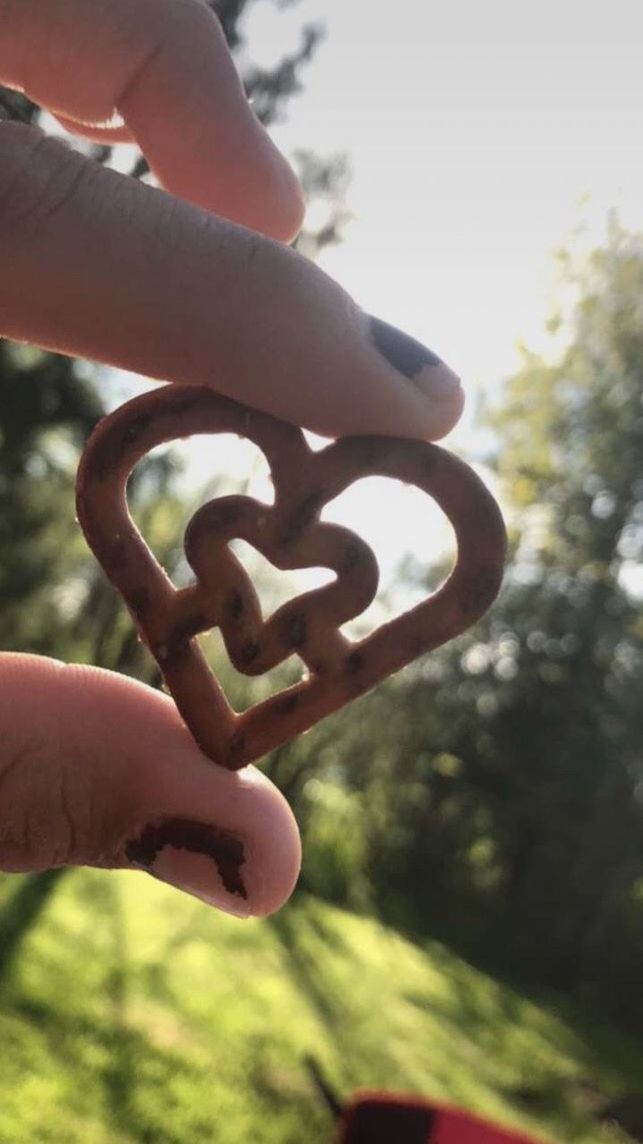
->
[76,385,506,769]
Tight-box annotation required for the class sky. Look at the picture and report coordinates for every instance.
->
[111,0,643,613]
[217,0,643,604]
[247,0,643,407]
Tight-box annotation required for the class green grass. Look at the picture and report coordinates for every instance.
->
[0,871,640,1143]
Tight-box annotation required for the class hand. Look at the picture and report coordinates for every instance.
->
[0,0,464,916]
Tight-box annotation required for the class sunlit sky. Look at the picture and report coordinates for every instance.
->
[249,0,643,401]
[115,0,643,609]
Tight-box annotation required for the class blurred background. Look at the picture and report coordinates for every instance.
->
[1,1,643,1141]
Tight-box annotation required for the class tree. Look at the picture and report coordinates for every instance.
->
[479,219,643,1002]
[284,220,643,1028]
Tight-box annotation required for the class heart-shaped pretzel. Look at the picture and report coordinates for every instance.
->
[76,385,506,769]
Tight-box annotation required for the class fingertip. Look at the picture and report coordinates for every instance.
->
[362,314,466,441]
[121,770,301,920]
[412,361,466,439]
[117,712,302,919]
[0,657,301,916]
[197,126,306,243]
[275,162,306,245]
[52,113,135,145]
[236,769,302,917]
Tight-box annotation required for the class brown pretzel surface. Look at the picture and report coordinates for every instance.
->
[76,384,506,769]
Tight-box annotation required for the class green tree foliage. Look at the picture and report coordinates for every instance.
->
[285,221,643,1029]
[0,344,103,653]
[478,221,643,1001]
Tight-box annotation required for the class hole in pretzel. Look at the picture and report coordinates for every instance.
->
[320,476,457,639]
[229,539,336,612]
[199,629,305,714]
[127,434,274,500]
[179,433,275,503]
[123,436,342,713]
[127,435,275,591]
[190,534,337,711]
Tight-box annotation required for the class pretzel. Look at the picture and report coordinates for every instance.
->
[76,384,506,769]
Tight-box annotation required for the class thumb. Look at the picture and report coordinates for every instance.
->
[0,654,301,918]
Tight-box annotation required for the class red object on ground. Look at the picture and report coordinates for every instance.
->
[337,1094,542,1144]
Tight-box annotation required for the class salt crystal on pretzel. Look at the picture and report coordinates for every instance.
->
[76,384,506,770]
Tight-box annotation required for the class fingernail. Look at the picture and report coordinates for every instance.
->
[368,315,462,401]
[125,818,253,918]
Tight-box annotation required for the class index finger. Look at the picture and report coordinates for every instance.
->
[0,118,463,441]
[0,0,303,241]
[0,123,463,442]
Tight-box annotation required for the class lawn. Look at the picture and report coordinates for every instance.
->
[0,870,640,1143]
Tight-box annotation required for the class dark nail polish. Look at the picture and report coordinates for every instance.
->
[368,315,442,378]
[126,818,248,908]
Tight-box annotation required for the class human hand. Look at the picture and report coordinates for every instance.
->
[0,0,464,916]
